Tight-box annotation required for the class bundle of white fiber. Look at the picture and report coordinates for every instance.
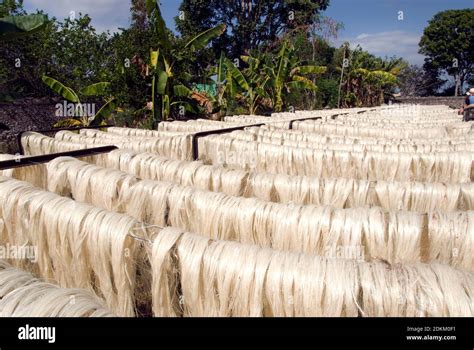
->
[100,150,247,197]
[0,154,46,188]
[43,158,473,268]
[253,125,474,145]
[0,261,115,317]
[157,120,250,132]
[54,130,111,144]
[79,129,190,149]
[163,190,474,269]
[157,121,223,132]
[21,132,88,156]
[245,173,369,207]
[248,128,474,150]
[86,127,187,138]
[309,119,467,130]
[90,150,474,211]
[46,157,174,227]
[342,117,462,125]
[54,130,193,160]
[0,176,140,316]
[227,130,474,153]
[151,228,474,317]
[80,129,159,142]
[46,156,139,211]
[428,211,474,269]
[292,121,450,139]
[337,116,462,126]
[198,135,473,182]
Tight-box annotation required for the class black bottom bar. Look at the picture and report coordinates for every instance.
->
[0,317,471,345]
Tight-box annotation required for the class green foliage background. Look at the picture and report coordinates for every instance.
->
[0,0,472,123]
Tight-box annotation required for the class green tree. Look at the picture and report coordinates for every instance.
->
[419,9,474,96]
[279,22,341,110]
[106,0,153,113]
[397,64,443,97]
[175,0,330,59]
[1,10,111,98]
[335,45,404,107]
[0,1,48,100]
[0,0,25,17]
[145,0,225,124]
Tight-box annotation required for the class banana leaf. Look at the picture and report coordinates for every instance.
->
[80,82,111,96]
[42,75,79,103]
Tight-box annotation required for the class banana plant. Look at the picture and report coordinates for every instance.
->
[263,41,327,112]
[204,51,246,117]
[337,46,404,107]
[42,75,116,127]
[224,57,269,115]
[0,13,48,40]
[145,0,225,124]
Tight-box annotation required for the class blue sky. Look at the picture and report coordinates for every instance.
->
[24,0,473,65]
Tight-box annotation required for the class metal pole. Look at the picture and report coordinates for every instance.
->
[0,146,118,171]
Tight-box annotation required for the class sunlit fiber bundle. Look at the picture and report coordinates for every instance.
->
[312,119,467,130]
[150,228,360,317]
[291,121,451,139]
[374,181,464,212]
[198,135,473,182]
[88,150,474,212]
[157,120,234,132]
[0,261,115,317]
[253,125,474,145]
[357,262,474,317]
[80,129,159,142]
[46,156,140,211]
[54,130,194,160]
[87,127,187,137]
[0,154,46,188]
[21,132,88,156]
[100,150,247,197]
[0,176,140,316]
[150,228,474,317]
[43,158,473,268]
[428,211,474,270]
[228,130,474,153]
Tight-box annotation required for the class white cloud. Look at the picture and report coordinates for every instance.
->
[355,33,369,40]
[334,31,426,65]
[27,0,130,33]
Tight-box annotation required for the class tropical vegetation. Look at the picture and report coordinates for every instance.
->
[0,0,472,128]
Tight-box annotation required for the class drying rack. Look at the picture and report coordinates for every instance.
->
[190,110,364,160]
[191,123,265,160]
[0,146,118,171]
[9,108,372,164]
[16,125,114,155]
[0,125,117,170]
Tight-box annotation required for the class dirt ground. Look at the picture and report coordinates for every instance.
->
[0,98,60,153]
